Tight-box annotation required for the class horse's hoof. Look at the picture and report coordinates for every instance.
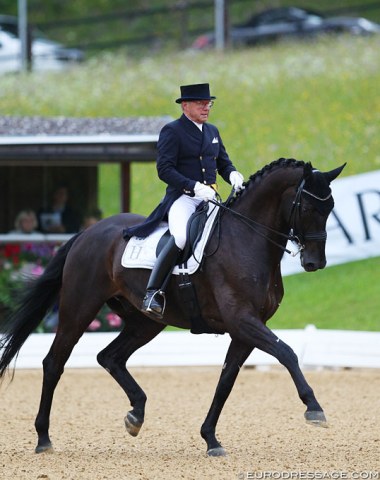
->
[304,410,328,427]
[35,442,53,454]
[124,411,143,437]
[207,447,227,457]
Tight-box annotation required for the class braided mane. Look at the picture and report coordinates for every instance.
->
[248,157,307,184]
[230,158,309,204]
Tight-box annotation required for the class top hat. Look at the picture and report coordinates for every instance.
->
[175,83,216,104]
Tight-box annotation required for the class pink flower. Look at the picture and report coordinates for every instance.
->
[88,319,102,331]
[106,312,122,328]
[31,265,45,276]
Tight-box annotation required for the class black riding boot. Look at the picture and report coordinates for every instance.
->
[142,236,182,318]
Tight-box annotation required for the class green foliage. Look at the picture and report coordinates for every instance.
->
[0,242,54,310]
[1,0,380,49]
[0,242,124,333]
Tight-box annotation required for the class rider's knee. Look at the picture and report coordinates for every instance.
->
[174,234,186,250]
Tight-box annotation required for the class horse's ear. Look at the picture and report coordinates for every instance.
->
[324,163,346,184]
[303,162,314,181]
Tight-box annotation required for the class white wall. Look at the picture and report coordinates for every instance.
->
[10,327,380,370]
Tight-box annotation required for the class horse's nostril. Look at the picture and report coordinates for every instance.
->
[304,263,317,272]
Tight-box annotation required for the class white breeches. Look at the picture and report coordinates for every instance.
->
[168,195,204,249]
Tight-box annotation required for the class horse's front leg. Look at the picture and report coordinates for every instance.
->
[236,317,327,426]
[201,338,253,456]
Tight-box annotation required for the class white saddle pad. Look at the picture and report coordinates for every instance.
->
[121,203,220,275]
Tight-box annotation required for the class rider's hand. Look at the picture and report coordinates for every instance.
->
[194,182,216,201]
[229,171,245,191]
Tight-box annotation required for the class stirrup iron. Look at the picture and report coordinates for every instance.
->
[145,289,166,317]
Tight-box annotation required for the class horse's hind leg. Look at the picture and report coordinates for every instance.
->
[35,330,85,453]
[34,299,106,453]
[97,309,165,438]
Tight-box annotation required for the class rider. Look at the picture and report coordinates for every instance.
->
[124,83,245,318]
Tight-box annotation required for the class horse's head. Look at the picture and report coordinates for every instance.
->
[291,162,346,272]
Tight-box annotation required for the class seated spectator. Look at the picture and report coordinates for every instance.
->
[9,209,43,235]
[38,186,81,234]
[82,208,103,229]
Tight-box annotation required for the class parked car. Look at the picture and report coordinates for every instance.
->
[192,6,380,49]
[0,14,84,73]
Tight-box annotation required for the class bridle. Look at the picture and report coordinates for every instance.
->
[210,178,332,257]
[287,178,332,252]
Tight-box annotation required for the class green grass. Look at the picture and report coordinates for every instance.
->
[271,257,380,331]
[2,34,380,331]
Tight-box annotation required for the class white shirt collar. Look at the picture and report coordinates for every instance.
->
[185,114,203,131]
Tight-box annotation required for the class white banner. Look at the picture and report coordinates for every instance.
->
[282,169,380,275]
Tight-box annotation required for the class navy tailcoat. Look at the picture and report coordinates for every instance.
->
[124,114,236,239]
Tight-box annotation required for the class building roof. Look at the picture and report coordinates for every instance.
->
[0,115,170,136]
[0,115,171,165]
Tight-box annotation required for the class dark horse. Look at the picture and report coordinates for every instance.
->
[0,158,345,456]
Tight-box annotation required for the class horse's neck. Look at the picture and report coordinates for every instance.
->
[234,169,299,229]
[217,170,298,275]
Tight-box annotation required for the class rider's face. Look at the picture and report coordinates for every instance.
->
[182,100,213,124]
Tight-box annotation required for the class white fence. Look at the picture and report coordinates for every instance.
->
[9,326,380,370]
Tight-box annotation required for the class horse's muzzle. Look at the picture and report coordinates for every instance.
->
[301,251,327,272]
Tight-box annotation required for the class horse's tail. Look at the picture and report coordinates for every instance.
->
[0,233,82,378]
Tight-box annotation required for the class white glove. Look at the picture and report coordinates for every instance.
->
[229,171,245,191]
[193,182,216,201]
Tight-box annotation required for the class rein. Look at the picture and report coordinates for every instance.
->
[210,178,329,257]
[210,195,297,256]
